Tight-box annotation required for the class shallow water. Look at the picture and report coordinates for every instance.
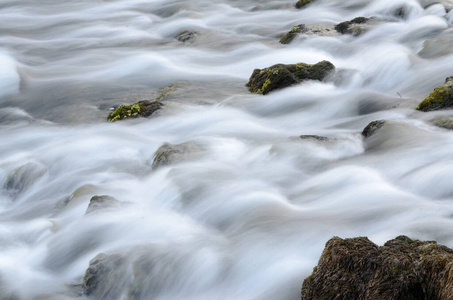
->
[2,0,453,299]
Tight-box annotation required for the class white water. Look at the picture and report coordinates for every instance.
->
[1,0,453,299]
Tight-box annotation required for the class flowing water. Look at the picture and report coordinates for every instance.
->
[2,0,453,299]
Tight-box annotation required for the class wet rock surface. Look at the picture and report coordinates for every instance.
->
[107,100,163,122]
[85,195,120,214]
[416,77,453,112]
[177,30,198,43]
[152,142,204,169]
[246,60,335,95]
[302,235,453,300]
[335,17,373,35]
[362,120,386,138]
[295,0,315,9]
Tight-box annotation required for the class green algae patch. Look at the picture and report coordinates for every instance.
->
[295,0,314,9]
[279,24,306,44]
[107,100,163,122]
[416,77,453,112]
[246,60,334,95]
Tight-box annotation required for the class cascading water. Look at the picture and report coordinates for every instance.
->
[1,0,453,299]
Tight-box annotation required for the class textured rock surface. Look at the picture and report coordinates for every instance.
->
[295,0,315,9]
[335,17,372,35]
[361,120,386,138]
[107,100,163,122]
[246,61,335,95]
[280,24,307,44]
[302,235,453,300]
[416,77,453,112]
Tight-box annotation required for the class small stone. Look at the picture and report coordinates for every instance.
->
[85,195,120,214]
[362,120,386,138]
[416,77,453,112]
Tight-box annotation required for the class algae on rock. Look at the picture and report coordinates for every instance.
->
[279,24,306,44]
[246,60,335,95]
[335,17,371,35]
[416,77,453,112]
[107,100,163,122]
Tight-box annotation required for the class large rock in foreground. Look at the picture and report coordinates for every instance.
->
[302,235,453,300]
[416,77,453,111]
[246,60,335,95]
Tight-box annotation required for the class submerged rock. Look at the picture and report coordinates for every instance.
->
[83,253,125,298]
[107,100,163,122]
[85,195,120,214]
[302,235,453,300]
[416,77,453,112]
[295,0,315,9]
[177,30,198,43]
[5,162,48,198]
[361,120,386,138]
[430,116,453,130]
[152,142,204,170]
[299,135,331,142]
[246,60,335,95]
[279,24,339,44]
[335,17,373,35]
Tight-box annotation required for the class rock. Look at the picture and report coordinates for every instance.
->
[295,0,315,9]
[83,253,126,299]
[361,120,386,138]
[85,195,120,214]
[302,235,453,300]
[299,135,331,142]
[246,60,335,95]
[152,142,204,170]
[177,30,198,43]
[335,17,371,35]
[416,77,453,112]
[107,100,163,122]
[430,116,453,130]
[5,162,47,198]
[280,24,307,44]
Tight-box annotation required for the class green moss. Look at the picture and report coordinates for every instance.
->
[416,84,451,111]
[107,103,141,122]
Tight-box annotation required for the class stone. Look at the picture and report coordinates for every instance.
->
[177,30,198,43]
[302,235,453,300]
[335,17,372,35]
[107,100,163,122]
[85,195,120,214]
[295,0,315,9]
[361,120,386,138]
[280,24,307,44]
[416,77,453,112]
[246,60,335,95]
[152,142,204,170]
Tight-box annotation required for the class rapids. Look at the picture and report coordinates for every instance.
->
[1,0,453,299]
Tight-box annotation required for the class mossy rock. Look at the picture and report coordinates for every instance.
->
[295,0,315,9]
[302,235,453,300]
[335,17,370,35]
[280,24,307,44]
[416,77,453,112]
[107,100,163,122]
[246,60,335,95]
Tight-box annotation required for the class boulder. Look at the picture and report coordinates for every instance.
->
[85,195,120,214]
[246,60,335,95]
[152,142,204,170]
[302,235,453,300]
[416,77,453,112]
[335,17,372,35]
[295,0,315,9]
[107,100,163,122]
[279,24,339,44]
[430,116,453,130]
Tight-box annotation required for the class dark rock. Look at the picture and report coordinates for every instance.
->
[335,17,371,35]
[152,142,204,170]
[416,77,453,112]
[295,0,315,9]
[246,60,335,95]
[85,195,120,214]
[177,30,198,43]
[362,120,386,138]
[107,100,163,122]
[302,235,453,300]
[280,24,307,44]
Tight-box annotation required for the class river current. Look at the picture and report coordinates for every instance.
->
[1,0,453,299]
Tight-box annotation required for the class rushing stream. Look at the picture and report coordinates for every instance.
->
[2,0,453,299]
